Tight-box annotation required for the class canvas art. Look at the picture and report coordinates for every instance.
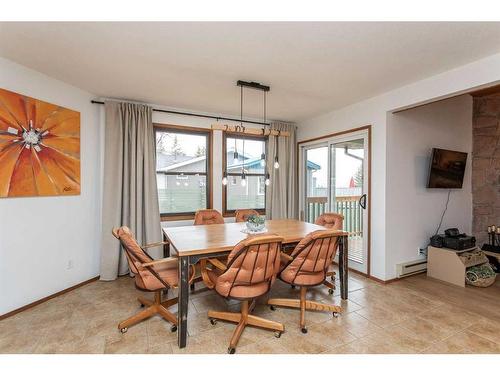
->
[0,88,80,197]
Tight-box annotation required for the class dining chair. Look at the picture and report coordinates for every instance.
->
[234,209,260,222]
[194,209,225,225]
[267,229,342,333]
[200,234,285,354]
[112,226,195,333]
[315,213,344,294]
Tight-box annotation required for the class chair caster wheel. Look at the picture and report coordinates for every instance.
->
[333,312,340,318]
[301,327,308,334]
[120,327,128,333]
[331,275,335,282]
[291,285,296,289]
[228,347,236,354]
[170,325,177,332]
[140,303,145,308]
[270,305,276,311]
[328,289,334,295]
[210,318,217,325]
[274,331,282,338]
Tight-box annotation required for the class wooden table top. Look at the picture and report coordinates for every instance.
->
[163,219,348,257]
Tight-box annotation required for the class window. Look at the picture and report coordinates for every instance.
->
[155,125,211,218]
[223,134,267,213]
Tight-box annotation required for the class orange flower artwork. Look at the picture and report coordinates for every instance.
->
[0,88,80,197]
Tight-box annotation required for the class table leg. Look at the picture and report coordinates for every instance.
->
[177,256,190,348]
[339,235,349,300]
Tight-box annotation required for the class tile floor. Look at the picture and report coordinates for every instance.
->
[1,269,500,354]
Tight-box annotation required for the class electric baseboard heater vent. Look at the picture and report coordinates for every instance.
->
[396,260,427,278]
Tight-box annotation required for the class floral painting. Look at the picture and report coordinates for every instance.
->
[0,88,80,197]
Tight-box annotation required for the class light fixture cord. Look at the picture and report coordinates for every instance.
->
[241,85,245,175]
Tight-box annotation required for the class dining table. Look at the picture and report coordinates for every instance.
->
[162,218,349,348]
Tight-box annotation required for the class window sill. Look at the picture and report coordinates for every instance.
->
[160,214,195,222]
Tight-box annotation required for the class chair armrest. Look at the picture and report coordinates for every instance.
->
[280,252,294,262]
[200,259,215,289]
[208,258,227,271]
[142,256,178,268]
[142,240,169,250]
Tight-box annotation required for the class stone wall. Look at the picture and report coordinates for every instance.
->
[472,93,500,244]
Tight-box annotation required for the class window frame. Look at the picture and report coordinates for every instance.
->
[154,123,212,221]
[222,132,267,216]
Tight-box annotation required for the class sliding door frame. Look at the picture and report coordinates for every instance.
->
[297,125,372,276]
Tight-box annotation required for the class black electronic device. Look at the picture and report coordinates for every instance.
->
[430,228,476,250]
[427,148,467,189]
[444,228,460,237]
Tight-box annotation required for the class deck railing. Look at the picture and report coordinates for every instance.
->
[306,196,362,236]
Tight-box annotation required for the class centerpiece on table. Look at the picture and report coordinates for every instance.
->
[243,214,267,233]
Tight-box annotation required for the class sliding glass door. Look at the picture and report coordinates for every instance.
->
[300,129,369,274]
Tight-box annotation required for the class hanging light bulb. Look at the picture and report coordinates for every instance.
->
[265,172,270,186]
[274,156,280,169]
[260,152,266,167]
[240,172,247,187]
[233,150,239,161]
[222,171,228,186]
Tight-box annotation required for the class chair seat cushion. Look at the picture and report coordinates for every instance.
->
[207,268,271,299]
[136,261,191,291]
[279,261,325,286]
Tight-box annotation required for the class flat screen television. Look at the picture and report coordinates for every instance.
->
[427,148,467,189]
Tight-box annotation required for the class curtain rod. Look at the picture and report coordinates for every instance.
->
[90,100,271,126]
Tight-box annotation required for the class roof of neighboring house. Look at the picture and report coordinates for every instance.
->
[157,153,192,169]
[157,156,206,172]
[307,160,321,170]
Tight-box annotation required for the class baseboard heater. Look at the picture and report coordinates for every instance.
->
[396,259,427,278]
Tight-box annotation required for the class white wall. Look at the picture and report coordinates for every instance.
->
[0,58,101,315]
[297,52,500,280]
[385,95,473,279]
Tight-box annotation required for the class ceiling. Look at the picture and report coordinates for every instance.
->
[1,22,500,122]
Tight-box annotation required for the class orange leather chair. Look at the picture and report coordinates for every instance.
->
[112,226,194,333]
[194,209,225,225]
[200,234,285,354]
[315,213,344,294]
[234,209,260,222]
[268,230,342,333]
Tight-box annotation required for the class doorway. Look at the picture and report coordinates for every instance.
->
[299,127,371,275]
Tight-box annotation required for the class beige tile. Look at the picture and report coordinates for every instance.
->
[467,318,500,344]
[421,340,472,354]
[304,319,357,349]
[104,331,149,354]
[398,316,455,342]
[442,331,500,354]
[329,311,384,338]
[418,305,478,332]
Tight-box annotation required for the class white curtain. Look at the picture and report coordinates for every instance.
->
[100,101,162,280]
[265,121,298,219]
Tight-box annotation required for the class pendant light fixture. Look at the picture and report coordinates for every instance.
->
[260,91,267,167]
[239,85,246,187]
[222,80,272,186]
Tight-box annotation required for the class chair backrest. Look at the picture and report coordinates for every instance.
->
[214,234,284,299]
[315,213,344,230]
[112,226,170,290]
[194,209,225,225]
[235,209,260,223]
[280,229,341,287]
